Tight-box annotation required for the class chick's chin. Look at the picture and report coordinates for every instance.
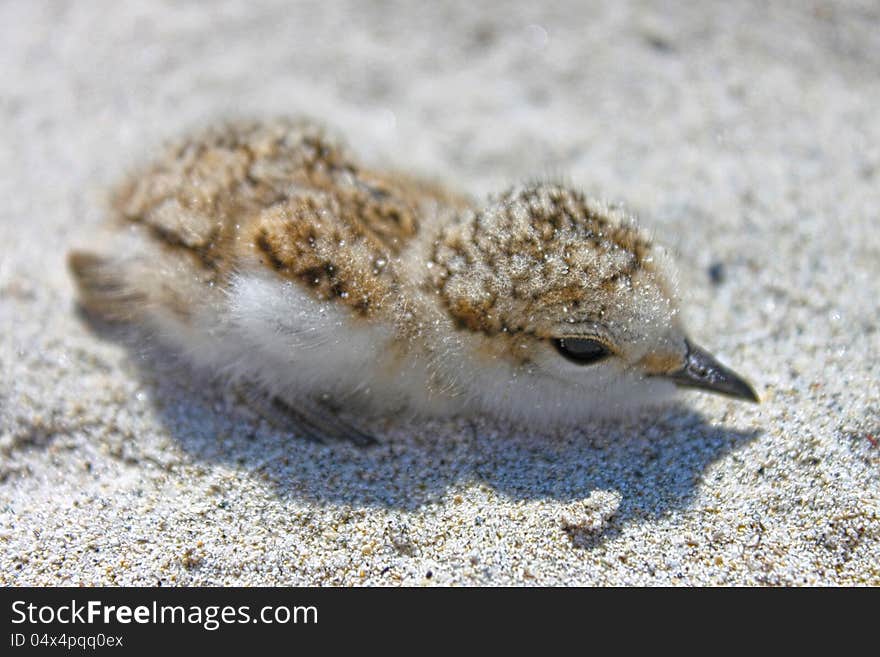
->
[454,348,677,427]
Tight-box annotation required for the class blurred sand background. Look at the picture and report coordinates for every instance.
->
[1,0,878,585]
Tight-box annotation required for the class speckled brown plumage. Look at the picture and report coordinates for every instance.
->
[429,184,655,337]
[107,118,469,316]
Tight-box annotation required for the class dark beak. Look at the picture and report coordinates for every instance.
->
[663,340,759,403]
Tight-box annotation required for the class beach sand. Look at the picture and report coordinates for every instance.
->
[1,0,878,585]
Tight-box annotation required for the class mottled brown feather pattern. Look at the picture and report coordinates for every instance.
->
[72,118,666,349]
[251,191,399,315]
[73,118,667,347]
[429,184,656,337]
[102,118,471,319]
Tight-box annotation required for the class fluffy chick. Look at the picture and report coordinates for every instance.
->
[69,118,757,442]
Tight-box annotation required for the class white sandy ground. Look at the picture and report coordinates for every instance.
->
[1,0,879,586]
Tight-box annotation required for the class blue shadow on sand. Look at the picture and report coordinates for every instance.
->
[79,313,761,549]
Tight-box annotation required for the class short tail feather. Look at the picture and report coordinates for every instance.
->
[68,250,143,321]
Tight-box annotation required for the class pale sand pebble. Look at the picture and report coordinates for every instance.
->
[1,1,879,586]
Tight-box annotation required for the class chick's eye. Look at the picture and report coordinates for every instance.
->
[554,338,611,365]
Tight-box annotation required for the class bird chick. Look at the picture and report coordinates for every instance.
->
[69,118,757,443]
